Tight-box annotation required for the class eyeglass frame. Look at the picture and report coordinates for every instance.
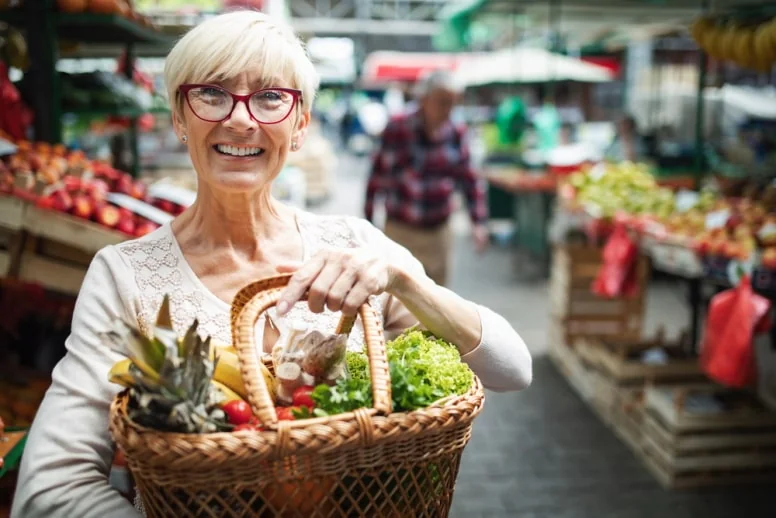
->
[178,84,304,124]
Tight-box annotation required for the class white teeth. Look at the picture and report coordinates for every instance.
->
[216,145,263,157]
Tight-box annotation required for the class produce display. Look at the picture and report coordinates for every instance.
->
[58,71,167,114]
[105,298,475,433]
[564,162,776,271]
[55,0,157,28]
[0,140,166,237]
[690,15,776,72]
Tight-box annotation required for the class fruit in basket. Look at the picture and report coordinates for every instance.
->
[291,385,315,409]
[101,296,231,433]
[222,400,253,425]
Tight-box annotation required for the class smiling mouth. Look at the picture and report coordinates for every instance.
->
[214,144,265,157]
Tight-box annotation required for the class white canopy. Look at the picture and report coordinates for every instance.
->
[454,46,614,87]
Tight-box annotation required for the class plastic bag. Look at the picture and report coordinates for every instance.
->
[592,222,640,298]
[270,323,348,406]
[700,275,771,388]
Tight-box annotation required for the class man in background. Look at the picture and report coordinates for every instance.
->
[364,70,488,287]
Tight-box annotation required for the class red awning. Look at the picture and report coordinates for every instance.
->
[361,52,461,84]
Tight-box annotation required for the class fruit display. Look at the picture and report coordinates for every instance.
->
[55,0,157,28]
[690,16,776,72]
[564,161,776,274]
[566,162,681,220]
[105,297,475,433]
[0,139,174,237]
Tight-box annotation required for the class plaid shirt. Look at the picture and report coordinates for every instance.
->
[365,109,488,228]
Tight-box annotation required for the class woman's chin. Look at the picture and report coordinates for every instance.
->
[211,170,273,192]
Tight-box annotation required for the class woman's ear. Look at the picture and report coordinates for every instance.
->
[172,110,187,143]
[291,111,311,151]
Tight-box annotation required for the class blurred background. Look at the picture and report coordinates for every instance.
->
[2,0,776,516]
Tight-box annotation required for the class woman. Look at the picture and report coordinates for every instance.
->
[12,11,531,518]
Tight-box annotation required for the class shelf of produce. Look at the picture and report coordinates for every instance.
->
[57,13,173,45]
[23,206,127,255]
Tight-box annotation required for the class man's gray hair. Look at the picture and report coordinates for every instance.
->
[414,69,463,98]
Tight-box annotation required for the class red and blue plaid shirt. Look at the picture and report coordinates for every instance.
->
[365,109,488,228]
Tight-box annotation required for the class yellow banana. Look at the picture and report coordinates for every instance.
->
[109,359,136,388]
[213,348,277,401]
[212,380,245,403]
[734,29,755,69]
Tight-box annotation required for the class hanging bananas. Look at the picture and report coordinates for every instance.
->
[690,15,776,72]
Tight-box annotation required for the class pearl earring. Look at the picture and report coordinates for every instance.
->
[291,141,297,151]
[181,135,188,143]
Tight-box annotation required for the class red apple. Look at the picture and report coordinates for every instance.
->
[36,196,55,210]
[114,174,134,195]
[51,190,73,213]
[154,199,175,214]
[135,220,159,237]
[72,194,94,219]
[86,179,110,200]
[130,181,147,200]
[95,204,120,228]
[116,217,136,236]
[118,207,134,221]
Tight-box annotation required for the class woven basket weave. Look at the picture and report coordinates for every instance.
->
[109,274,485,517]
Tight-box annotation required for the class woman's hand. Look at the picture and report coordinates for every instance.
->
[275,249,399,317]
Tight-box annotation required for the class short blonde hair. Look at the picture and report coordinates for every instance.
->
[163,10,319,121]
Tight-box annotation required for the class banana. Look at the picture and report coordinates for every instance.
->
[734,28,755,69]
[212,380,245,403]
[212,348,277,401]
[109,359,136,388]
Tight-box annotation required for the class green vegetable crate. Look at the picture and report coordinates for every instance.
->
[109,275,485,517]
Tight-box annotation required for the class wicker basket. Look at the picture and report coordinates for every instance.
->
[109,274,485,517]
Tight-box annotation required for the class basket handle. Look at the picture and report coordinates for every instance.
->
[232,274,393,427]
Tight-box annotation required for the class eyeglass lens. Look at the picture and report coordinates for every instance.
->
[187,86,295,122]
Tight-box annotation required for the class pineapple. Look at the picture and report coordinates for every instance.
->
[101,295,230,434]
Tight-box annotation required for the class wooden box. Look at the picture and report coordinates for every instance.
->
[640,384,776,489]
[17,207,126,295]
[550,245,648,345]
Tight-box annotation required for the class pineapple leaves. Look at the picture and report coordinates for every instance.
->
[155,294,174,330]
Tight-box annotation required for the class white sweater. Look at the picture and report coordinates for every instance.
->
[12,212,532,518]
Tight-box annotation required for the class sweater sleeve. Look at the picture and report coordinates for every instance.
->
[346,217,532,393]
[12,247,142,518]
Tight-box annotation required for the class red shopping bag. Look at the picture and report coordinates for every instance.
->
[700,275,771,388]
[592,222,639,298]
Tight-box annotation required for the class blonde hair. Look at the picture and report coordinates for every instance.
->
[163,10,319,121]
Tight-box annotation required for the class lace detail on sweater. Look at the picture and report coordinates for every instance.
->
[116,214,387,352]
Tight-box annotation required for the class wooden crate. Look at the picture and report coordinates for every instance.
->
[639,384,776,489]
[0,196,27,278]
[15,207,127,295]
[550,245,648,344]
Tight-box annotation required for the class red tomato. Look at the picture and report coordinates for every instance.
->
[276,407,295,421]
[222,400,253,425]
[292,385,315,409]
[233,423,262,432]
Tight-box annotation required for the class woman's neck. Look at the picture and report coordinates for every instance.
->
[171,184,297,260]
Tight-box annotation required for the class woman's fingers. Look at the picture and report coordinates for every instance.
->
[307,261,342,313]
[326,265,359,313]
[277,255,326,315]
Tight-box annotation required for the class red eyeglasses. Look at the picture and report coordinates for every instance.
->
[178,84,303,124]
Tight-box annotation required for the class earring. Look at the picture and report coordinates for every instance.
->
[181,135,188,143]
[291,141,297,151]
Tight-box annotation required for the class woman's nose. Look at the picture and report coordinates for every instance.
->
[224,99,257,131]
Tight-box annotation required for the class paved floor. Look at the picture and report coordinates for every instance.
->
[316,154,774,518]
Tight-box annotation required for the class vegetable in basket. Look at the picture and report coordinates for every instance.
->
[309,330,475,416]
